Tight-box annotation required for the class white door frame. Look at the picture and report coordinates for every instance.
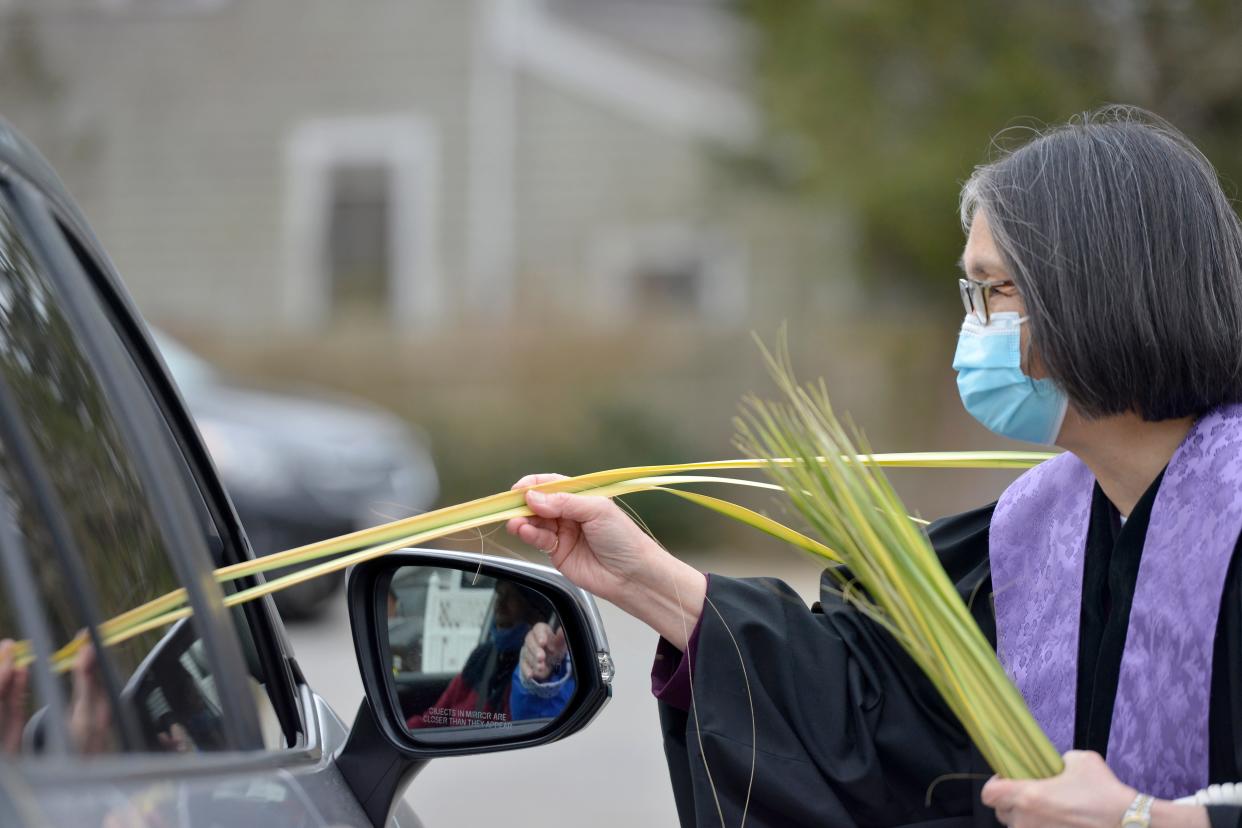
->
[282,115,442,328]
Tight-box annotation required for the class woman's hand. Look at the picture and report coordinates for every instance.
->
[506,473,707,650]
[505,473,661,604]
[981,751,1207,828]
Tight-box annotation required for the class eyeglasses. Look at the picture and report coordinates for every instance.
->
[958,277,1017,325]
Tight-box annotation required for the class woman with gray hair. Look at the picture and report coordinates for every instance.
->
[508,107,1242,828]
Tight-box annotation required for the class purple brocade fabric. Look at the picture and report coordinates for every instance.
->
[991,451,1094,757]
[991,405,1242,798]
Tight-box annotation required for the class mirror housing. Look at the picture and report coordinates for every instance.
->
[347,548,612,759]
[338,549,613,826]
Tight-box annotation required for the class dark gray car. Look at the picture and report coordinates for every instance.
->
[152,330,440,618]
[0,119,612,827]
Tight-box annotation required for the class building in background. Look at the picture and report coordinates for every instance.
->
[3,0,1011,531]
[0,0,855,336]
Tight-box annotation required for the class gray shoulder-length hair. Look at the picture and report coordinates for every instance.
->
[960,105,1242,421]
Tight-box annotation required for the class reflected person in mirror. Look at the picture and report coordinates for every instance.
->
[512,620,575,721]
[407,581,572,729]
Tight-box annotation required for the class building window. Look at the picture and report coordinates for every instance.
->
[327,164,392,319]
[283,116,441,329]
[632,251,705,313]
[591,223,746,323]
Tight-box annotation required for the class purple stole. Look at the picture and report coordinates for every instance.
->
[990,405,1242,798]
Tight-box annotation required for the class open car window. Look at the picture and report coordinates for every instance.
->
[0,188,262,754]
[51,216,297,750]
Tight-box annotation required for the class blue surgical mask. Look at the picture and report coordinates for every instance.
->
[489,621,530,654]
[952,312,1068,445]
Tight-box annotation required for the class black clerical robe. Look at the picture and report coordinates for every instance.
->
[657,471,1242,827]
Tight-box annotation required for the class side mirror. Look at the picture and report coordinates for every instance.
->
[347,549,612,759]
[338,549,614,825]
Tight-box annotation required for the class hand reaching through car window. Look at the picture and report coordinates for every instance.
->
[1,635,148,756]
[0,638,30,754]
[0,635,118,755]
[68,641,115,755]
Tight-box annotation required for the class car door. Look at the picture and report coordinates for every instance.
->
[0,167,412,827]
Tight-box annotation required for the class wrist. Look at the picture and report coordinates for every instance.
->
[616,548,706,651]
[1150,799,1209,828]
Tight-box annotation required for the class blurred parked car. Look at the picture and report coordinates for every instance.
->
[152,332,439,617]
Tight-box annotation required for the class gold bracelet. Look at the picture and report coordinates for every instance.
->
[1121,793,1154,828]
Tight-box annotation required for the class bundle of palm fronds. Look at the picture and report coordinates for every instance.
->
[15,334,1061,785]
[734,337,1062,780]
[17,448,1051,680]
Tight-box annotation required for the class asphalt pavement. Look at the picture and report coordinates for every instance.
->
[285,549,825,828]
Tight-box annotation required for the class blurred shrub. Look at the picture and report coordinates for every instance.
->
[424,400,720,551]
[183,318,1027,559]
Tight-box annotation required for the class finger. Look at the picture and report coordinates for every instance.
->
[510,516,556,536]
[11,666,26,711]
[74,643,101,698]
[520,641,543,674]
[550,628,567,658]
[3,667,26,753]
[0,641,12,696]
[507,514,557,534]
[980,776,1015,808]
[515,523,559,554]
[526,516,559,534]
[515,522,557,551]
[995,807,1013,826]
[1061,749,1098,772]
[525,490,611,523]
[7,666,26,715]
[511,473,569,491]
[0,661,17,746]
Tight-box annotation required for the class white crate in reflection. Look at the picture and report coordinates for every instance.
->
[421,571,492,673]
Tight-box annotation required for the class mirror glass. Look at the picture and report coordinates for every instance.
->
[383,566,576,743]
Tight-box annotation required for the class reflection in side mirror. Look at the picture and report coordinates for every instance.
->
[345,548,611,767]
[382,567,574,745]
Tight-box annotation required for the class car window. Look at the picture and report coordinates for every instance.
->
[52,216,294,750]
[0,192,260,754]
[0,461,58,756]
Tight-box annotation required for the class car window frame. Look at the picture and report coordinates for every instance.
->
[42,190,306,749]
[1,174,264,752]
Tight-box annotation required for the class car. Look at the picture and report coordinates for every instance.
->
[0,118,612,827]
[151,330,440,618]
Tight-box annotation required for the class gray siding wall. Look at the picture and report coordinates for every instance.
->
[1,1,475,328]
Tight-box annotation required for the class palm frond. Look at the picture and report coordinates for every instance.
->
[732,334,1061,779]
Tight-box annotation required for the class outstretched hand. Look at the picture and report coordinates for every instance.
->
[506,473,708,651]
[505,473,661,605]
